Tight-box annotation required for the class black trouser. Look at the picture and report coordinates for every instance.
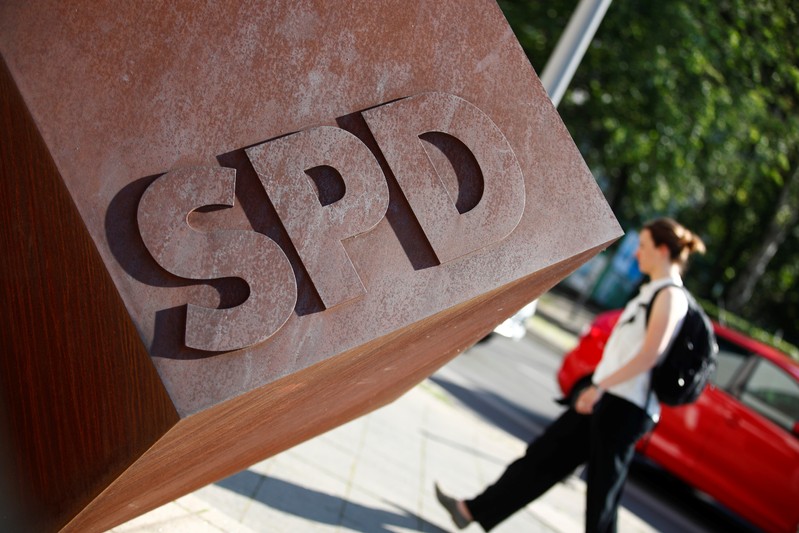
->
[466,393,655,533]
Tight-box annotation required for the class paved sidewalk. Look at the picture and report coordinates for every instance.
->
[110,292,654,533]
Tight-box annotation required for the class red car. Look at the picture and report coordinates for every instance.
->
[557,309,799,533]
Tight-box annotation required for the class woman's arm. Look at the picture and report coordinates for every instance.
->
[575,286,688,414]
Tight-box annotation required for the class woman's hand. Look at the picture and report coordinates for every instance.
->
[575,385,603,414]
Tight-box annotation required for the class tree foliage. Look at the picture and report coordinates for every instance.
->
[499,0,799,346]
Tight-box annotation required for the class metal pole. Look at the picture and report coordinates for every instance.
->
[540,0,613,108]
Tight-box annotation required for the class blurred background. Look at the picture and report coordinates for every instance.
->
[497,0,798,357]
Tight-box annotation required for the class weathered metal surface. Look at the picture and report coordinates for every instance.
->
[137,166,299,351]
[0,1,621,531]
[361,92,526,264]
[247,125,390,311]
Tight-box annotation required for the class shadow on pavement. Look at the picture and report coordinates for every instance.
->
[215,470,447,533]
[420,430,513,467]
[429,375,555,443]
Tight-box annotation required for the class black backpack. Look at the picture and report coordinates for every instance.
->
[646,284,719,406]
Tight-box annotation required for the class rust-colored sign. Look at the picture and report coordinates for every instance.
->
[0,1,621,531]
[137,92,525,353]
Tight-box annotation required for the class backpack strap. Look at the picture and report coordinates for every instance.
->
[644,281,683,411]
[644,281,683,325]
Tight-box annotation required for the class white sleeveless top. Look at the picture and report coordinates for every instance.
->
[592,277,687,420]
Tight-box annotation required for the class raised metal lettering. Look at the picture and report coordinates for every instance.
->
[362,92,525,264]
[137,167,297,351]
[246,126,389,309]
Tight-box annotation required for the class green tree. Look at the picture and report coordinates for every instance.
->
[499,0,799,346]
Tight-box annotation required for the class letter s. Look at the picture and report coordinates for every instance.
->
[137,166,297,351]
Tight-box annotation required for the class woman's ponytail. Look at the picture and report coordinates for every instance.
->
[644,218,705,268]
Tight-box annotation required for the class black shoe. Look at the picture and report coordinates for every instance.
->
[434,482,471,529]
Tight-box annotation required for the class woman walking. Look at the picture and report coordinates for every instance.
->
[435,217,706,532]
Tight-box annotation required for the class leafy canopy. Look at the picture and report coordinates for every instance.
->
[499,0,799,348]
